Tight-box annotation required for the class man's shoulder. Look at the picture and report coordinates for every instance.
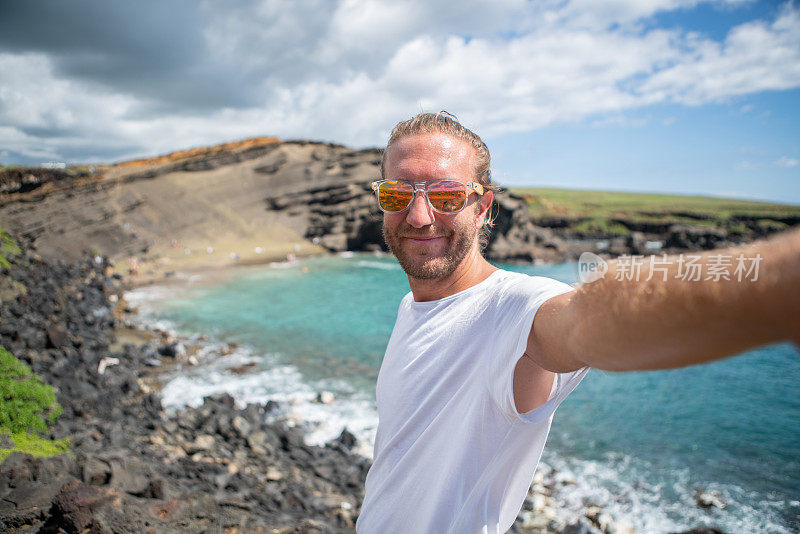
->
[396,291,414,310]
[492,270,574,297]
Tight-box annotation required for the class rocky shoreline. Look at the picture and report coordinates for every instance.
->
[0,237,374,532]
[0,236,729,533]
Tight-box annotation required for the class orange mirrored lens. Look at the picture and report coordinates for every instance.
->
[427,181,466,212]
[378,181,413,212]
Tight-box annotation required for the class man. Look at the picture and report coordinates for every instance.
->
[355,112,799,533]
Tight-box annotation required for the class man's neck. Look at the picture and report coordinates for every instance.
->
[408,247,498,302]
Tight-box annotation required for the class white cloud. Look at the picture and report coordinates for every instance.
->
[1,0,799,163]
[637,4,800,104]
[775,156,800,168]
[0,53,143,162]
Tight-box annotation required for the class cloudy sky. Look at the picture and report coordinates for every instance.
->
[1,0,799,203]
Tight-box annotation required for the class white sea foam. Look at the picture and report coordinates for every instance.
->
[159,356,379,457]
[544,451,796,534]
[124,285,183,315]
[123,288,181,335]
[268,259,299,269]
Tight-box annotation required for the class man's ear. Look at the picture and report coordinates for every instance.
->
[476,190,494,228]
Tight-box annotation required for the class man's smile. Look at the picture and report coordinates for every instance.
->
[402,235,447,246]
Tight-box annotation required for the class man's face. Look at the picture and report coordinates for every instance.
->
[381,132,489,280]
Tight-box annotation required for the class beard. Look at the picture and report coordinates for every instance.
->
[383,216,478,280]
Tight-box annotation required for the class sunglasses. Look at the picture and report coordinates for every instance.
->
[371,179,485,214]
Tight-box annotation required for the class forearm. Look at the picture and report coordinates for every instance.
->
[562,227,800,372]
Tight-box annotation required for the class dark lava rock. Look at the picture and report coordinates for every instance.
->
[672,529,727,534]
[0,237,369,532]
[562,517,604,534]
[45,325,68,348]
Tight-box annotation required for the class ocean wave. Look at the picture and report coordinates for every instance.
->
[159,359,378,458]
[124,285,184,315]
[543,451,797,533]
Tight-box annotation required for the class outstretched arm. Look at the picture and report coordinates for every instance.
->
[528,227,800,373]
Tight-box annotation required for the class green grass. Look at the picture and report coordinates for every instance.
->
[509,187,800,236]
[0,228,25,304]
[1,430,71,461]
[0,346,70,463]
[0,228,20,268]
[572,218,630,236]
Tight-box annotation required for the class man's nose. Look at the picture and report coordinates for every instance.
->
[405,190,435,228]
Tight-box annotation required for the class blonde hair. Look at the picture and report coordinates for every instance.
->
[381,112,501,248]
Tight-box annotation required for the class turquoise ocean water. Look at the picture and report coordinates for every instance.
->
[126,254,800,533]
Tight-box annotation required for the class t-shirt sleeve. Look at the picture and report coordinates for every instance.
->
[487,275,590,424]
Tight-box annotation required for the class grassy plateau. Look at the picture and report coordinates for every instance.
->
[509,187,800,236]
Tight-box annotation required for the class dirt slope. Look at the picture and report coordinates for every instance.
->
[0,140,383,281]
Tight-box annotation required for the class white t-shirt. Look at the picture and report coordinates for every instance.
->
[356,270,589,534]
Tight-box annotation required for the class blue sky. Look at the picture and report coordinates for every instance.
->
[492,88,800,202]
[1,0,799,204]
[648,0,780,39]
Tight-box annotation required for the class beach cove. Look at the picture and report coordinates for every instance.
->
[5,234,796,532]
[123,251,799,533]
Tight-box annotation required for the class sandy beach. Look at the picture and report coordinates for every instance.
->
[110,230,328,289]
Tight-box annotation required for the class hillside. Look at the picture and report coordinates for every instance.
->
[0,140,375,282]
[1,139,797,284]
